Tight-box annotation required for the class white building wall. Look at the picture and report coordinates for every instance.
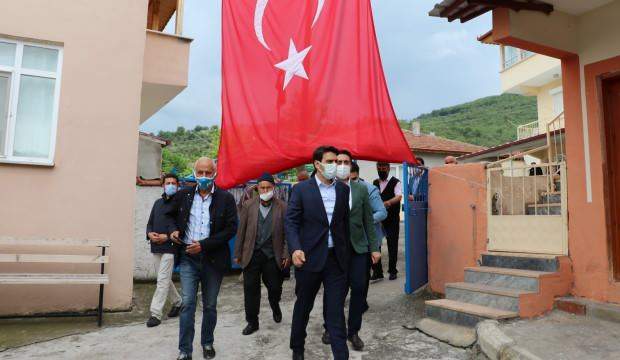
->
[137,137,163,179]
[133,185,163,281]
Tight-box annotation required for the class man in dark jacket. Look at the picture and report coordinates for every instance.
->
[372,162,403,281]
[234,173,290,336]
[169,157,238,360]
[146,173,183,328]
[286,146,351,360]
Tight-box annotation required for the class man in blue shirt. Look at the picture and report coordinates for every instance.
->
[169,157,238,360]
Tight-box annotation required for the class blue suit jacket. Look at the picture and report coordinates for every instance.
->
[285,177,350,272]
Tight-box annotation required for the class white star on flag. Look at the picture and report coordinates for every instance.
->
[275,39,312,90]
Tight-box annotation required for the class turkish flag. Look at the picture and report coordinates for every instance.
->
[217,0,415,188]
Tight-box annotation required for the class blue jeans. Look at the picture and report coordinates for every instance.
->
[178,253,224,355]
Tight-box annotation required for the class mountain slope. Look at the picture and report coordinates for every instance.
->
[405,94,537,147]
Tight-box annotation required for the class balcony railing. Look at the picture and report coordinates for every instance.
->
[517,120,540,140]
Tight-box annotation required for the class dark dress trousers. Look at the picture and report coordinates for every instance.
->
[285,177,350,360]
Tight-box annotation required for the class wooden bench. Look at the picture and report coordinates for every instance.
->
[0,238,110,326]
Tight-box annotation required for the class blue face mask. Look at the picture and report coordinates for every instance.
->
[164,184,177,197]
[195,175,215,191]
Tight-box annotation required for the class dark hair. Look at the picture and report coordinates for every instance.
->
[351,162,360,173]
[338,149,353,161]
[162,173,179,183]
[417,157,425,165]
[312,145,339,164]
[377,161,389,167]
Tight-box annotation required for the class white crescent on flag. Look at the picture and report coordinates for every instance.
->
[254,0,326,51]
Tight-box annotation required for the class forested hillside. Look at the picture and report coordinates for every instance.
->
[404,94,537,147]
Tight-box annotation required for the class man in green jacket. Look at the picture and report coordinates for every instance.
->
[322,149,381,351]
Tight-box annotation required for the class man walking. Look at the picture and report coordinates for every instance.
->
[321,151,382,351]
[286,146,350,360]
[169,157,238,360]
[372,162,403,281]
[234,173,290,336]
[145,173,183,328]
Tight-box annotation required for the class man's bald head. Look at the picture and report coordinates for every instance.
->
[194,157,216,178]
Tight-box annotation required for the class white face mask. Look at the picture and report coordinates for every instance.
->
[321,162,337,180]
[336,165,351,180]
[259,190,274,202]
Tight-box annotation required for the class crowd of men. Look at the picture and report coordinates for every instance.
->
[144,146,409,360]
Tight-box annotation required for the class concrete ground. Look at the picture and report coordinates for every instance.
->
[0,226,471,359]
[498,310,620,360]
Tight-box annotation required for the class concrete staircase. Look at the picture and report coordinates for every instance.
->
[425,252,572,328]
[525,179,562,215]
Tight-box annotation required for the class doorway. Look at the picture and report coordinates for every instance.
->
[602,75,620,280]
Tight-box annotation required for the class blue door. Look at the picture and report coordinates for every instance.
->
[403,163,429,294]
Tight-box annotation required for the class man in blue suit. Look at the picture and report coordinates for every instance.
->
[286,145,351,360]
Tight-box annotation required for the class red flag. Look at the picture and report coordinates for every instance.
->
[217,0,415,188]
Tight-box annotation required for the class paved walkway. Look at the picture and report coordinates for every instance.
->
[499,310,620,360]
[0,231,469,359]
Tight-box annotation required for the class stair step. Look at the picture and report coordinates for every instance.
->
[447,282,533,297]
[526,203,561,215]
[540,191,561,203]
[466,266,552,278]
[464,266,551,292]
[425,299,518,327]
[446,282,532,312]
[481,252,560,272]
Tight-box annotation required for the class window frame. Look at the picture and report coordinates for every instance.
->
[0,37,63,166]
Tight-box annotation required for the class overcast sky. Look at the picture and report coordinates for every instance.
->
[141,0,500,133]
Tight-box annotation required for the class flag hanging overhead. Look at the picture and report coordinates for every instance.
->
[217,0,415,188]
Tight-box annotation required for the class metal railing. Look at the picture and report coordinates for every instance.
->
[547,112,565,163]
[517,120,540,140]
[488,162,565,216]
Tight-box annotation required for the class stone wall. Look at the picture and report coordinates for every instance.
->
[134,186,163,281]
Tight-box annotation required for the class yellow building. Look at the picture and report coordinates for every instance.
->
[483,38,565,141]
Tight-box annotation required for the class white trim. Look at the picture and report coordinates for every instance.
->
[0,37,63,166]
[580,65,593,203]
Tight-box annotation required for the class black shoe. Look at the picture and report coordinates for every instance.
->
[177,353,192,360]
[370,273,384,282]
[273,305,282,323]
[167,305,182,318]
[389,273,397,281]
[348,334,365,351]
[146,316,161,328]
[292,352,304,360]
[321,330,331,345]
[203,345,216,359]
[242,323,259,335]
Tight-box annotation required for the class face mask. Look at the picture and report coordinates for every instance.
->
[336,165,350,180]
[259,190,274,202]
[195,172,215,191]
[321,162,337,180]
[164,184,178,197]
[378,170,389,181]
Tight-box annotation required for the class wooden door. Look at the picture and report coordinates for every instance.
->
[603,76,620,280]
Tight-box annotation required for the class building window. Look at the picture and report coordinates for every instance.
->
[0,38,62,165]
[502,46,535,70]
[550,86,564,117]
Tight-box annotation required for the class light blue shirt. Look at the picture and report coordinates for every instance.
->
[316,176,336,248]
[184,190,212,245]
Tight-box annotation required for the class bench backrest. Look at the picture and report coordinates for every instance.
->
[0,237,109,264]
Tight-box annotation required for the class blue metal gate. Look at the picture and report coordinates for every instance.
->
[403,162,429,294]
